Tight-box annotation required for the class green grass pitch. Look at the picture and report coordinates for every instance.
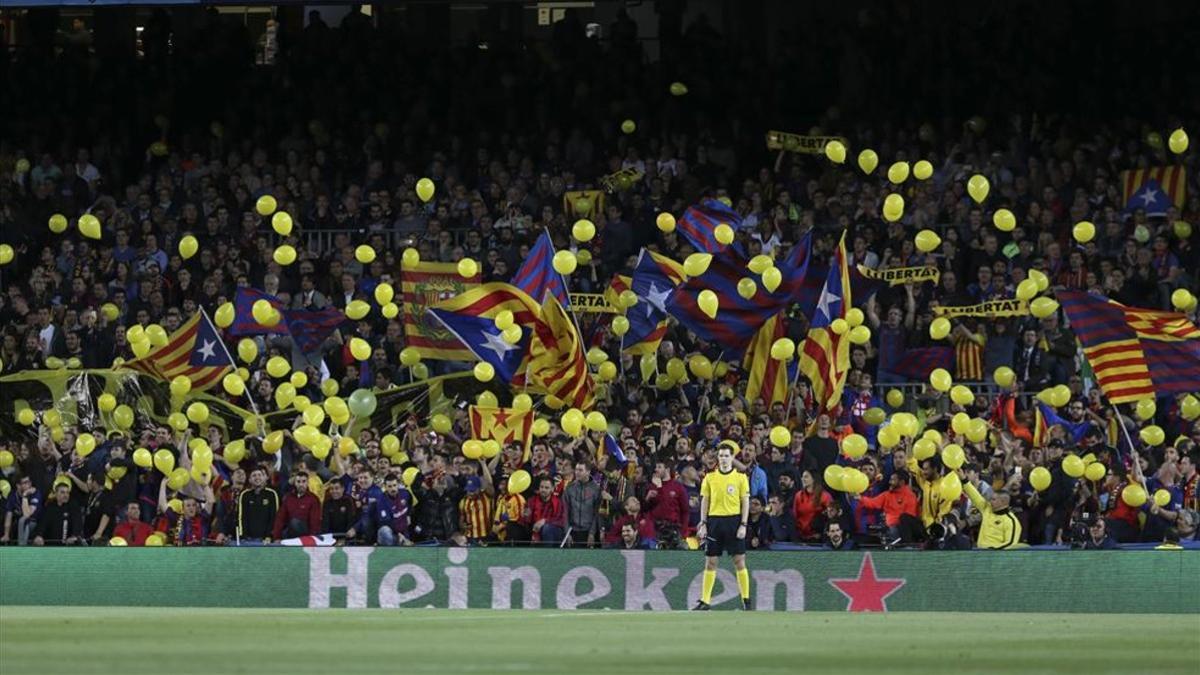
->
[0,607,1195,675]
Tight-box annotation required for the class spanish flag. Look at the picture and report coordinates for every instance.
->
[469,405,534,460]
[798,232,852,412]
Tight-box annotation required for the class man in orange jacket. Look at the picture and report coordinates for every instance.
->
[858,470,922,543]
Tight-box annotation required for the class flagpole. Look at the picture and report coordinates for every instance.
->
[206,307,261,418]
[1108,402,1134,461]
[545,227,588,339]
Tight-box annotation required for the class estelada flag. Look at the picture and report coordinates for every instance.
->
[469,406,534,460]
[1119,165,1186,212]
[122,309,233,392]
[401,261,481,360]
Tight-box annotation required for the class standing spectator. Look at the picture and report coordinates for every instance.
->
[237,466,279,543]
[643,458,691,539]
[33,482,83,545]
[858,470,922,543]
[112,502,155,545]
[458,477,493,544]
[791,469,832,542]
[563,461,601,547]
[962,482,1022,549]
[320,480,357,537]
[801,414,839,483]
[273,471,322,541]
[527,477,566,545]
[3,475,42,545]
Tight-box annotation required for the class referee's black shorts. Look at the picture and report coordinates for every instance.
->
[704,515,745,557]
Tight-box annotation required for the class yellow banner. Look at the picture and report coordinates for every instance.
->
[599,167,643,193]
[934,299,1030,318]
[857,265,940,286]
[570,293,617,313]
[766,131,849,154]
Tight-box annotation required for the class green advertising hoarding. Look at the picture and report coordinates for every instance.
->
[0,548,1195,613]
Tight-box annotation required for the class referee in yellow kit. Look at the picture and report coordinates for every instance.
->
[694,440,752,610]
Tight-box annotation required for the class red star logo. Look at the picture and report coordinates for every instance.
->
[492,409,510,428]
[828,553,905,612]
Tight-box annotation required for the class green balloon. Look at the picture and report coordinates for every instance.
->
[347,389,377,417]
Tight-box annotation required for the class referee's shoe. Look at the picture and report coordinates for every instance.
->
[741,597,752,610]
[691,601,710,611]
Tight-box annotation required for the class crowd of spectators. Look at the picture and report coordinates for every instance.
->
[0,6,1198,551]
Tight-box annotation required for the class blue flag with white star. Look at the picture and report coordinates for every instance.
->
[426,308,532,382]
[627,250,681,347]
[190,310,235,368]
[1124,178,1172,217]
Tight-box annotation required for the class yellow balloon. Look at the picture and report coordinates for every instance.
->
[268,243,297,266]
[572,219,596,242]
[1084,462,1106,482]
[474,362,495,382]
[585,411,607,432]
[714,223,735,246]
[532,418,550,437]
[1072,221,1095,244]
[761,267,782,293]
[402,247,420,268]
[1030,297,1059,319]
[0,244,11,266]
[17,408,35,426]
[857,149,878,175]
[177,235,199,260]
[400,347,421,367]
[48,213,68,234]
[942,444,966,470]
[457,258,479,278]
[929,317,951,340]
[1154,488,1172,508]
[769,426,792,447]
[620,119,636,134]
[212,302,235,329]
[170,375,192,398]
[913,160,933,181]
[846,308,864,327]
[374,283,395,306]
[252,299,279,326]
[462,440,484,460]
[930,368,952,392]
[993,366,1015,388]
[618,290,638,309]
[915,229,941,253]
[967,174,990,203]
[266,211,292,237]
[912,438,937,461]
[883,193,904,222]
[237,338,258,363]
[887,161,910,184]
[1168,128,1189,154]
[78,213,101,239]
[1015,279,1038,302]
[222,373,245,396]
[1029,269,1049,292]
[415,177,436,203]
[561,408,584,437]
[823,465,846,491]
[1135,398,1156,421]
[290,371,308,389]
[842,434,867,459]
[848,325,871,345]
[1139,425,1164,446]
[950,385,974,406]
[885,389,904,408]
[656,212,676,233]
[186,402,209,424]
[344,299,372,321]
[1171,289,1194,311]
[824,140,846,164]
[256,195,277,216]
[349,337,371,361]
[684,253,712,277]
[355,245,376,264]
[770,337,796,361]
[737,278,757,299]
[1029,466,1051,492]
[508,469,532,495]
[477,390,498,408]
[993,208,1016,232]
[1181,395,1200,421]
[552,250,578,275]
[697,290,719,319]
[1121,483,1147,508]
[669,81,688,96]
[1062,454,1085,478]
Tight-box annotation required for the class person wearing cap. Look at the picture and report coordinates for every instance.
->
[693,441,752,611]
[457,476,493,544]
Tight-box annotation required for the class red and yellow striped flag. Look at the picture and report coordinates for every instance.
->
[401,261,481,360]
[528,294,595,410]
[469,405,534,460]
[1119,165,1186,209]
[743,312,791,406]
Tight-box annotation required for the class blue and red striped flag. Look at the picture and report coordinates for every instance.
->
[889,347,955,381]
[1058,290,1200,403]
[229,288,289,336]
[667,231,814,359]
[677,199,742,254]
[511,231,570,308]
[798,232,852,412]
[286,308,347,353]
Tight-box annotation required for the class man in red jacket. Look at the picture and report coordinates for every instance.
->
[528,477,566,544]
[604,495,657,547]
[644,459,691,539]
[273,472,322,541]
[112,502,155,546]
[857,470,922,543]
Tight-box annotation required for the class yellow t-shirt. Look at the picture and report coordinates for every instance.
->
[701,469,750,517]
